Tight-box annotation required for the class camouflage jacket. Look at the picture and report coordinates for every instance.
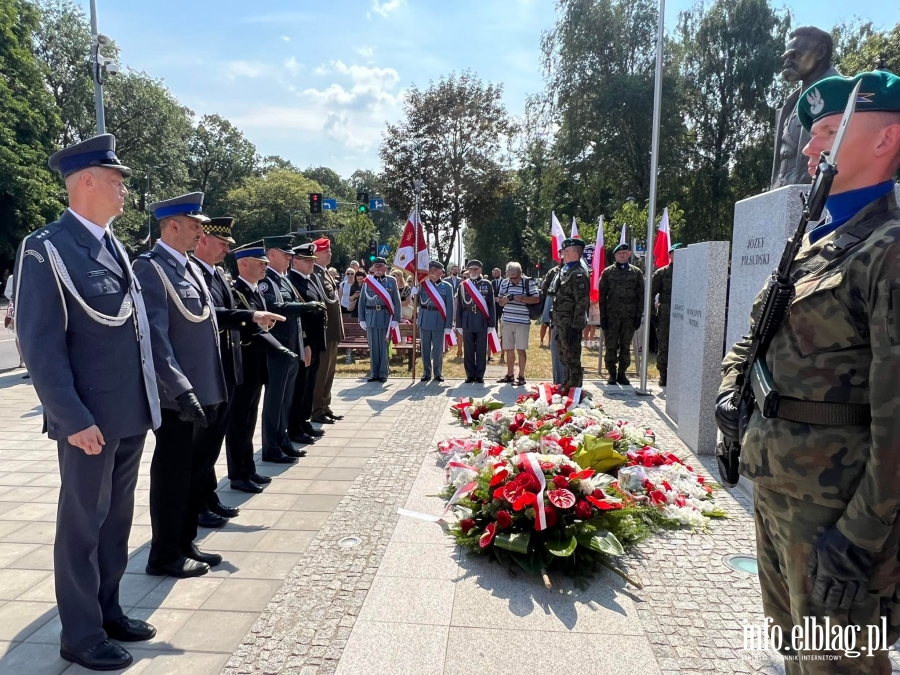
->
[551,260,590,330]
[599,263,644,320]
[720,193,900,552]
[651,264,673,307]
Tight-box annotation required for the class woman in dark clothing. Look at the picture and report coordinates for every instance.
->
[349,271,365,319]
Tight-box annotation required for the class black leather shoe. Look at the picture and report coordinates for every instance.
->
[197,509,227,529]
[102,616,157,642]
[325,410,344,420]
[435,376,445,382]
[474,377,484,384]
[290,432,317,444]
[283,446,308,458]
[249,473,272,485]
[420,375,431,382]
[61,639,133,670]
[145,556,209,578]
[378,377,388,382]
[230,479,264,493]
[311,414,335,424]
[209,501,240,518]
[464,377,475,384]
[186,544,223,567]
[261,453,297,465]
[616,373,631,385]
[300,422,325,437]
[366,377,378,382]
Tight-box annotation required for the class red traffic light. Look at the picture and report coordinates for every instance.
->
[312,194,319,201]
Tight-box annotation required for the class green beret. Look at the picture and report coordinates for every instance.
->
[669,243,683,252]
[561,237,585,250]
[798,70,900,132]
[612,243,631,254]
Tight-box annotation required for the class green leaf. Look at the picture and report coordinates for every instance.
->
[576,530,624,556]
[509,548,551,576]
[545,534,578,557]
[494,532,531,554]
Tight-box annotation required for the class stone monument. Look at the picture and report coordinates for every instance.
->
[771,26,839,189]
[665,242,729,456]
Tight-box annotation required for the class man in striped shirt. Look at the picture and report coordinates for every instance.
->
[496,262,540,385]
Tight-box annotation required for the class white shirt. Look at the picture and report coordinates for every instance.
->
[68,208,108,242]
[239,276,258,292]
[156,240,188,268]
[193,257,216,277]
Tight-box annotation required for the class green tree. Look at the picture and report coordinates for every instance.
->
[303,166,351,200]
[0,0,64,260]
[379,71,517,266]
[349,168,404,247]
[833,20,900,75]
[188,114,257,215]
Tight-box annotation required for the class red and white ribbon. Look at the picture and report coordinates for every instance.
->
[566,387,583,408]
[443,480,477,515]
[390,324,401,345]
[487,327,501,354]
[519,453,548,531]
[537,383,553,404]
[363,275,396,316]
[462,279,490,320]
[422,279,447,321]
[395,479,477,522]
[444,329,458,352]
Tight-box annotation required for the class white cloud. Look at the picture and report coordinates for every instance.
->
[313,63,331,76]
[224,60,267,79]
[355,46,375,59]
[281,35,291,42]
[284,57,303,76]
[371,0,404,17]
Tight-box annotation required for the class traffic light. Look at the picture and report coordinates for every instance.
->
[309,193,322,214]
[368,239,378,262]
[357,191,369,214]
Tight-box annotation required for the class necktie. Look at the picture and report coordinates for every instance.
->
[102,232,120,267]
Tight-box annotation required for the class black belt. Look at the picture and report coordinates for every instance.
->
[421,306,439,311]
[776,398,871,426]
[366,305,384,310]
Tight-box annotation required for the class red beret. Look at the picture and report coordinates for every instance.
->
[312,237,331,250]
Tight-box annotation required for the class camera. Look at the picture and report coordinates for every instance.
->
[96,33,112,46]
[104,61,121,76]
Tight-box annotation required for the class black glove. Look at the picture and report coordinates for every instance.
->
[600,317,609,331]
[175,390,208,428]
[633,317,642,330]
[714,391,740,444]
[808,527,874,611]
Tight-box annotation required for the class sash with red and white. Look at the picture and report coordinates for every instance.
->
[444,329,458,351]
[462,279,490,319]
[364,275,401,344]
[565,387,583,408]
[422,279,447,321]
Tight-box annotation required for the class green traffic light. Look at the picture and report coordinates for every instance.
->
[368,255,376,261]
[358,205,368,214]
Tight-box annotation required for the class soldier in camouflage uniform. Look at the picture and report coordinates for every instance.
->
[717,70,900,674]
[599,242,644,385]
[551,238,591,393]
[650,242,680,387]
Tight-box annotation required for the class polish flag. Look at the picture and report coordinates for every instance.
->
[444,330,458,352]
[619,222,627,246]
[571,217,579,239]
[591,216,605,305]
[487,327,501,354]
[551,211,565,262]
[394,209,429,281]
[654,207,671,269]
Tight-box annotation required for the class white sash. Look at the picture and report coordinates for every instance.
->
[462,279,490,320]
[423,280,447,321]
[363,275,395,315]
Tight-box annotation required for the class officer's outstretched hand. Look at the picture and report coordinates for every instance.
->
[808,527,873,612]
[714,391,740,444]
[253,311,285,330]
[176,390,208,428]
[69,424,105,455]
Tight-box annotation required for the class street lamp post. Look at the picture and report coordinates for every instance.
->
[88,1,120,134]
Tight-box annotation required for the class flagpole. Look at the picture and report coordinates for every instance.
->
[412,178,424,383]
[637,0,665,396]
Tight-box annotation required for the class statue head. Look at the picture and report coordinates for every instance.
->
[781,27,833,84]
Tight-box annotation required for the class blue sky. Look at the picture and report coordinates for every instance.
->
[82,0,895,178]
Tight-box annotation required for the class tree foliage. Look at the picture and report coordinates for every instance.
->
[187,114,257,216]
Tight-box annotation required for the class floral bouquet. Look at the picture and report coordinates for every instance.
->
[450,396,505,426]
[438,384,726,587]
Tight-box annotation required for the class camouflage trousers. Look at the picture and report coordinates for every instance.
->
[656,303,670,376]
[603,317,636,375]
[554,324,583,390]
[754,484,900,674]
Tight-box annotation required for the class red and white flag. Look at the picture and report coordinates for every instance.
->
[565,387,583,409]
[653,207,671,270]
[619,222,627,246]
[537,383,553,404]
[444,329,458,352]
[394,209,429,282]
[551,211,565,263]
[570,217,579,239]
[591,216,604,305]
[390,324,401,345]
[487,327,501,354]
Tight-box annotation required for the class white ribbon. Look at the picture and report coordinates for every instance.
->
[519,453,548,531]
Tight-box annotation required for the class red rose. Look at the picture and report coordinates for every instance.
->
[460,518,476,534]
[574,500,593,519]
[560,464,576,476]
[495,510,512,529]
[517,472,541,493]
[650,490,668,505]
[697,475,705,484]
[553,475,570,489]
[592,488,604,498]
[538,505,558,529]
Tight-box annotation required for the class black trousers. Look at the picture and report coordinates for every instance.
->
[149,408,216,568]
[463,330,487,378]
[262,351,298,457]
[200,392,234,510]
[56,433,145,650]
[288,351,321,438]
[225,382,262,481]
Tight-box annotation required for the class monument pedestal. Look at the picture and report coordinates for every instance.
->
[665,241,729,456]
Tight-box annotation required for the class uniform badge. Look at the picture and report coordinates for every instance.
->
[807,89,824,115]
[258,282,269,292]
[87,269,108,277]
[24,250,45,263]
[166,258,177,268]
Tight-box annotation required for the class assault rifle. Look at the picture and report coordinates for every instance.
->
[716,81,862,488]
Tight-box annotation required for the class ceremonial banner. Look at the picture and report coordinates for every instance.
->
[551,211,565,262]
[570,217,579,239]
[654,207,671,269]
[394,209,429,282]
[591,216,605,305]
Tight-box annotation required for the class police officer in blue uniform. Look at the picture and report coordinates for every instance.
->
[14,134,161,670]
[455,260,496,383]
[359,257,401,382]
[134,192,228,580]
[414,261,454,382]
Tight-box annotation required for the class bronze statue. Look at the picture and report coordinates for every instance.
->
[771,27,840,188]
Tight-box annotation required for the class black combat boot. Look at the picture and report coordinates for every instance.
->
[659,372,667,387]
[606,367,617,386]
[616,371,630,385]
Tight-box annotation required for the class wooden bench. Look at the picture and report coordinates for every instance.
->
[337,318,421,370]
